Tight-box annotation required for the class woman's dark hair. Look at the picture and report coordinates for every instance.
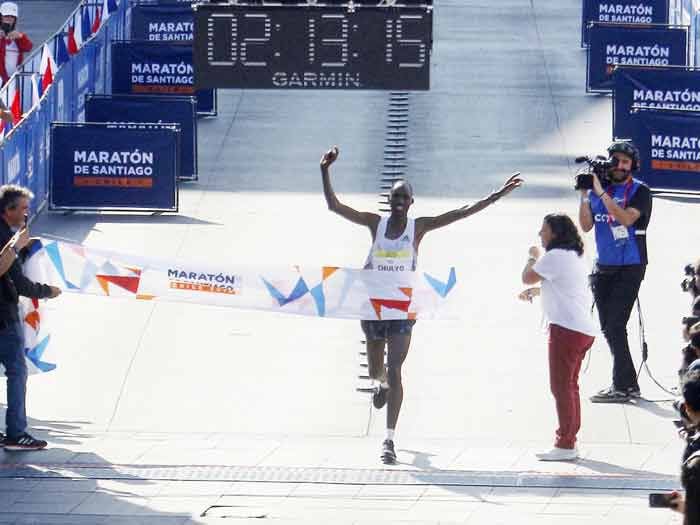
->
[543,213,584,256]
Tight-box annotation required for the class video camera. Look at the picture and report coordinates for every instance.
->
[573,155,619,190]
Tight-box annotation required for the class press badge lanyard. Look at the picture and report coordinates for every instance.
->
[606,178,633,242]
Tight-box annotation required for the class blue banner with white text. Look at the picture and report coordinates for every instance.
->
[50,123,179,211]
[85,94,198,181]
[111,41,215,115]
[612,65,700,139]
[581,0,669,47]
[54,61,74,124]
[628,109,700,192]
[587,24,688,92]
[131,5,193,42]
[73,43,97,122]
[3,126,27,189]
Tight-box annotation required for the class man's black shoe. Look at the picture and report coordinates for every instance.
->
[381,439,397,465]
[372,386,389,409]
[590,386,630,404]
[4,433,47,451]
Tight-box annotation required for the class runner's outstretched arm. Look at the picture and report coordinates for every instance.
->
[416,173,522,236]
[321,146,379,230]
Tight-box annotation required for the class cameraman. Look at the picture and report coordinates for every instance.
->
[578,141,653,403]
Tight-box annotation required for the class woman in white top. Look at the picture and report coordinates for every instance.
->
[520,213,597,461]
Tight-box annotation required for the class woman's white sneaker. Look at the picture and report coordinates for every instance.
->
[536,447,579,461]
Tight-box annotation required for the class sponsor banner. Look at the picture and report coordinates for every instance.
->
[92,30,108,95]
[54,61,74,123]
[628,108,700,191]
[86,94,198,181]
[72,43,96,123]
[3,124,27,189]
[587,23,688,92]
[581,0,669,46]
[24,108,45,207]
[26,237,460,322]
[19,234,459,374]
[131,5,193,42]
[111,41,215,115]
[18,242,58,375]
[613,65,700,139]
[49,122,179,211]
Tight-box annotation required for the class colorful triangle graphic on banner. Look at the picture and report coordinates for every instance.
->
[96,275,140,295]
[369,298,411,319]
[423,267,457,298]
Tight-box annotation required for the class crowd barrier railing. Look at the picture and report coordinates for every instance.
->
[0,0,128,214]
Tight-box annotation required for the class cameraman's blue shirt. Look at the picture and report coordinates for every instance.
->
[590,178,652,267]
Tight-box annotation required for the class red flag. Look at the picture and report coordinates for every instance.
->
[67,26,79,55]
[39,44,56,94]
[8,82,20,125]
[91,7,101,34]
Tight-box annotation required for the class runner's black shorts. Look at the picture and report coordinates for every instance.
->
[360,320,416,341]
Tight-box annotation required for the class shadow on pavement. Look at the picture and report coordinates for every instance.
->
[0,406,204,524]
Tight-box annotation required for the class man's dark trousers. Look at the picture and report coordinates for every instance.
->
[0,320,27,439]
[592,266,645,391]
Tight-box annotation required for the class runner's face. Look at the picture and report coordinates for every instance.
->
[389,186,412,214]
[610,152,633,183]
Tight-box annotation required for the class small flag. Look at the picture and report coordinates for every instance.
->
[8,80,20,124]
[67,10,83,56]
[39,44,57,95]
[55,33,70,66]
[0,91,8,138]
[102,0,118,23]
[81,6,92,41]
[91,6,101,34]
[31,73,40,107]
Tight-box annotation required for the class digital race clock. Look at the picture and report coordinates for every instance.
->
[193,3,433,90]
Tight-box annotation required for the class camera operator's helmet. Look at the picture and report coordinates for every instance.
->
[607,141,640,171]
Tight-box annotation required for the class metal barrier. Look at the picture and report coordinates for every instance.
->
[670,0,700,64]
[0,0,129,214]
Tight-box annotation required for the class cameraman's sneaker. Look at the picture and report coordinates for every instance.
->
[626,387,642,399]
[4,433,47,451]
[536,447,579,461]
[590,386,630,403]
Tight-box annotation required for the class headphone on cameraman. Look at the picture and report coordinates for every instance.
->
[607,141,640,171]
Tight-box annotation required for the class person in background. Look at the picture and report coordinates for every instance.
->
[0,2,32,87]
[520,213,597,461]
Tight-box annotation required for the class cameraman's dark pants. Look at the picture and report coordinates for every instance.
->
[592,265,645,391]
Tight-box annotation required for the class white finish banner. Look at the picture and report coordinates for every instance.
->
[18,238,459,373]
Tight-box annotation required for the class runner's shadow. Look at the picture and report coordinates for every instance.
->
[396,448,439,470]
